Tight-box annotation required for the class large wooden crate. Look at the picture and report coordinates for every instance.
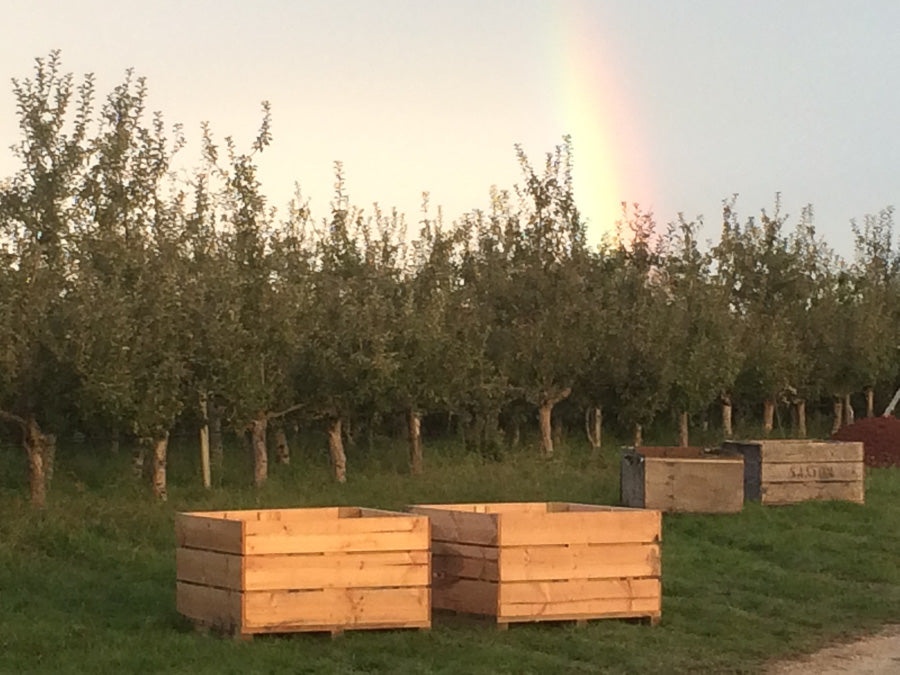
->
[620,446,744,513]
[721,440,865,505]
[175,506,431,636]
[408,502,661,627]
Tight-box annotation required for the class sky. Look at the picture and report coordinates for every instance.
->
[2,0,900,255]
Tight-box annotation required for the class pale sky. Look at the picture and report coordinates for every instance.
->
[3,0,900,253]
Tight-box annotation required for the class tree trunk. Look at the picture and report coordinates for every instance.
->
[843,394,855,426]
[483,409,501,457]
[133,444,145,477]
[151,431,169,501]
[538,388,571,458]
[408,410,423,475]
[795,399,807,439]
[866,388,875,417]
[539,402,553,458]
[328,418,347,483]
[585,406,602,453]
[509,419,521,449]
[209,400,224,478]
[251,412,268,488]
[24,417,50,509]
[199,392,211,489]
[832,398,843,433]
[344,416,356,449]
[367,413,376,454]
[43,433,56,488]
[633,423,643,448]
[0,412,52,509]
[721,393,733,439]
[678,411,689,447]
[274,424,290,465]
[763,399,775,435]
[110,428,120,455]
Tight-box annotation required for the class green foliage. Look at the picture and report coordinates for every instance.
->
[662,215,740,416]
[3,52,900,496]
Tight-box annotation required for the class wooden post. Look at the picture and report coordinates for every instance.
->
[408,410,423,475]
[199,391,211,489]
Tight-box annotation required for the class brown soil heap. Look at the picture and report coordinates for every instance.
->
[831,415,900,468]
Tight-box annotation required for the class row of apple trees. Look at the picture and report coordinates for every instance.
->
[2,54,898,506]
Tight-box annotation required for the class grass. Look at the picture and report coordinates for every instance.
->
[0,432,898,674]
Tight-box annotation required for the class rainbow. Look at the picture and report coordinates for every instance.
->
[554,1,653,245]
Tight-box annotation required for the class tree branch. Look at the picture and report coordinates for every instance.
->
[0,409,27,431]
[267,403,305,421]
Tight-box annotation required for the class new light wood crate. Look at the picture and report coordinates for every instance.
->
[175,507,431,637]
[408,502,661,627]
[721,440,865,505]
[620,446,745,513]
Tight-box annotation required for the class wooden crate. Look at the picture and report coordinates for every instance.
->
[175,506,431,637]
[620,446,744,513]
[721,440,865,505]
[408,502,661,627]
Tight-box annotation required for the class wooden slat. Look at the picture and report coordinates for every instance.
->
[433,553,499,582]
[762,461,864,483]
[619,455,646,509]
[176,581,242,628]
[500,578,660,605]
[755,440,863,463]
[245,514,426,537]
[499,596,661,621]
[412,502,550,514]
[761,480,865,505]
[499,510,661,547]
[431,577,498,616]
[175,513,244,554]
[242,586,430,630]
[176,548,242,589]
[182,507,345,522]
[552,503,653,513]
[636,446,711,459]
[243,550,429,590]
[409,507,499,546]
[643,458,744,513]
[499,543,661,582]
[244,517,429,555]
[245,619,430,634]
[432,540,499,561]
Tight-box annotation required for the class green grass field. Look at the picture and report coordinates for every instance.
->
[1,434,898,674]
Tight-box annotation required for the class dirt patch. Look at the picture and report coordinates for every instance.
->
[831,415,900,468]
[766,625,900,674]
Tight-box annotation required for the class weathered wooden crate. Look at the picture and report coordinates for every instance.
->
[408,502,661,627]
[620,446,745,513]
[175,506,431,637]
[721,440,865,505]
